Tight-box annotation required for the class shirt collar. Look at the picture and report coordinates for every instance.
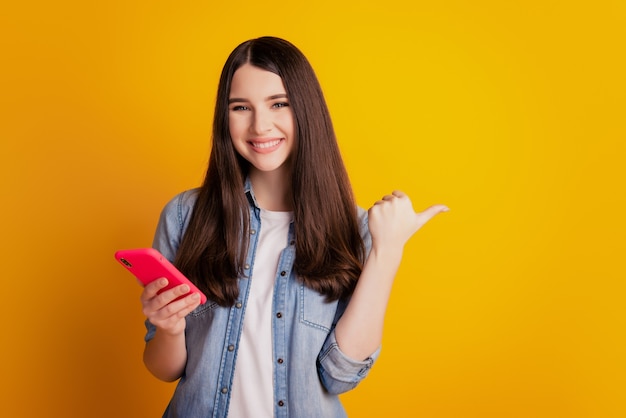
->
[243,176,260,209]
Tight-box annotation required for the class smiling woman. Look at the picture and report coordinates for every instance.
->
[137,36,448,418]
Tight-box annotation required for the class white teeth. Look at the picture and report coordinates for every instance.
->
[252,139,281,149]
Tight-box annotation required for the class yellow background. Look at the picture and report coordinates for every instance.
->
[1,0,624,417]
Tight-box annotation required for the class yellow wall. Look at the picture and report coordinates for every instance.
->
[1,1,624,417]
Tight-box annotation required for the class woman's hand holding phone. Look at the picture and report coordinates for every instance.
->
[114,247,207,336]
[140,278,202,337]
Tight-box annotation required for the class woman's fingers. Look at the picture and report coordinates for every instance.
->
[141,278,168,303]
[141,280,198,318]
[143,291,200,336]
[415,204,450,225]
[154,293,200,321]
[375,190,406,205]
[138,278,200,336]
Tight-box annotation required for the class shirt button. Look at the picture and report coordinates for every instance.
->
[250,229,256,235]
[244,263,250,270]
[235,302,242,309]
[277,358,284,364]
[278,400,285,407]
[228,345,235,352]
[276,312,282,318]
[221,387,228,394]
[280,271,286,276]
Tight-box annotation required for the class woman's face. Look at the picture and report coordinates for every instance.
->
[228,63,295,175]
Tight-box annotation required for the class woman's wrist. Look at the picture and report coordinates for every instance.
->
[368,243,404,266]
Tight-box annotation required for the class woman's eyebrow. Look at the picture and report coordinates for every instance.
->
[267,94,288,100]
[228,93,288,104]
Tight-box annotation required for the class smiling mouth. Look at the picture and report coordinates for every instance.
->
[250,139,283,149]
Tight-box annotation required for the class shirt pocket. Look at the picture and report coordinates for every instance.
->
[299,284,338,333]
[187,300,219,319]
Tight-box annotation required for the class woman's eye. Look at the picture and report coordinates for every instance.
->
[231,105,249,111]
[272,102,289,109]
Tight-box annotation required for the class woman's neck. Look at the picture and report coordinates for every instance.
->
[249,168,293,211]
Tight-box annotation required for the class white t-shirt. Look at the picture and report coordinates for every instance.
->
[228,209,293,418]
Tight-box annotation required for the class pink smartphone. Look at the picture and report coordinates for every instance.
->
[114,248,207,305]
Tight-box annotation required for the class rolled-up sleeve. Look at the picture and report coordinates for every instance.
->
[317,328,381,395]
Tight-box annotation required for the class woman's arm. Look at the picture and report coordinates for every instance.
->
[141,279,201,381]
[335,191,448,360]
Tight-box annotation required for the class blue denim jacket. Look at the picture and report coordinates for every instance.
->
[146,181,379,418]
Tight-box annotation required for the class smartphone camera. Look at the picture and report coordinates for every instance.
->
[120,258,133,268]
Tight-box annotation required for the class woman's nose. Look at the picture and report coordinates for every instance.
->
[251,109,272,134]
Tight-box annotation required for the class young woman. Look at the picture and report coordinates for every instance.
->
[140,36,448,417]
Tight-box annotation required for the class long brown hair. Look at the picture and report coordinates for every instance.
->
[175,37,364,306]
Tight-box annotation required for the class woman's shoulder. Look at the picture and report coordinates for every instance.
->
[153,188,201,257]
[173,188,200,207]
[356,205,368,221]
[159,188,201,224]
[356,205,370,228]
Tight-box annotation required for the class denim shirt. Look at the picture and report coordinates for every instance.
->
[146,181,379,418]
